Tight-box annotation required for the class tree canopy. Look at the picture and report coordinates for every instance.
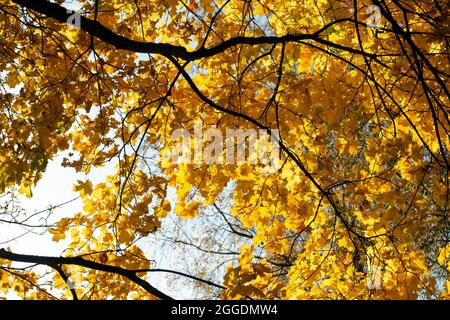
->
[0,0,449,300]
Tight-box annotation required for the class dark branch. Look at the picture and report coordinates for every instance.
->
[11,0,378,62]
[0,248,173,300]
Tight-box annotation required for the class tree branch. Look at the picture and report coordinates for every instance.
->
[11,0,377,62]
[0,248,173,300]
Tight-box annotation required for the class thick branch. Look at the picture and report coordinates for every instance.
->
[0,248,173,300]
[11,0,373,61]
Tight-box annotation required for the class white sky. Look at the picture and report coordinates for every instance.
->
[0,154,198,299]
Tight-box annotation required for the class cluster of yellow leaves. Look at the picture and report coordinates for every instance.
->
[222,245,283,299]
